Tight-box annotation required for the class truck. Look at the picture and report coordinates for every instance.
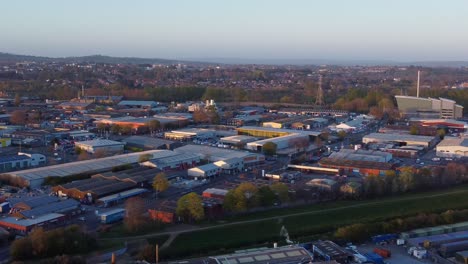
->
[364,252,384,264]
[371,234,398,244]
[99,208,125,224]
[373,247,391,258]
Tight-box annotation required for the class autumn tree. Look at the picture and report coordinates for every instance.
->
[337,130,347,140]
[270,182,289,203]
[223,183,259,212]
[146,119,161,134]
[399,167,416,192]
[257,186,276,206]
[10,110,27,125]
[262,142,277,156]
[138,153,153,163]
[152,172,170,194]
[124,197,147,232]
[176,192,204,222]
[110,124,122,134]
[121,124,133,135]
[94,148,107,158]
[30,227,48,257]
[14,93,21,106]
[96,122,107,134]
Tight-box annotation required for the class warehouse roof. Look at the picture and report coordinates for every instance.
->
[208,246,312,264]
[319,157,394,170]
[75,139,125,147]
[437,136,468,147]
[118,100,158,107]
[220,135,257,144]
[174,145,258,161]
[0,155,30,163]
[11,196,59,209]
[191,163,220,172]
[329,149,391,162]
[122,135,174,148]
[0,213,64,228]
[20,199,79,219]
[97,188,148,204]
[238,126,322,136]
[363,132,435,143]
[7,150,172,183]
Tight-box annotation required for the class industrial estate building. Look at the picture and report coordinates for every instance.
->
[395,95,464,119]
[436,136,468,158]
[74,139,125,154]
[0,196,81,233]
[237,126,321,152]
[207,245,313,264]
[0,153,46,173]
[3,150,170,187]
[363,132,437,148]
[52,167,160,201]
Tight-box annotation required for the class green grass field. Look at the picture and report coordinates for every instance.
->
[160,185,468,258]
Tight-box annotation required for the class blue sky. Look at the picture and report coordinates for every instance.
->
[1,0,467,61]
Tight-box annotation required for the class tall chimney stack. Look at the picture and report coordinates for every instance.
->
[416,70,421,98]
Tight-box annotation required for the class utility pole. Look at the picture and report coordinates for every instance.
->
[315,74,324,106]
[155,244,159,264]
[416,70,421,98]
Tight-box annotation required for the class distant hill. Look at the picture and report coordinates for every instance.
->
[1,51,468,67]
[0,52,208,65]
[197,57,468,67]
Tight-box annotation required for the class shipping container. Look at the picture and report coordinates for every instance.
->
[397,239,405,245]
[373,247,391,258]
[372,234,397,244]
[0,202,9,213]
[363,252,384,264]
[99,208,125,224]
[440,241,468,258]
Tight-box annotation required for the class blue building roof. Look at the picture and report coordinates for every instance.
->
[0,155,30,164]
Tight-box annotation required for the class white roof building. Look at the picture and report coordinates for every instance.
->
[436,136,468,158]
[187,163,221,179]
[75,139,125,154]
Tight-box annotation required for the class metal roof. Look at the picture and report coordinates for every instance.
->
[0,213,64,227]
[20,199,79,219]
[208,246,312,264]
[0,155,30,163]
[8,150,171,182]
[12,196,59,209]
[75,139,125,147]
[97,188,148,204]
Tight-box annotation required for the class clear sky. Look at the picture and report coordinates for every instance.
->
[1,0,467,61]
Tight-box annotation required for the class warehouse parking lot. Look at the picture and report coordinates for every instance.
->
[356,243,431,264]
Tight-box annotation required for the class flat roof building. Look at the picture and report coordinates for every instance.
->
[363,132,437,148]
[395,95,464,119]
[329,149,392,163]
[436,136,468,158]
[5,150,172,188]
[74,139,125,154]
[207,245,313,264]
[174,145,264,164]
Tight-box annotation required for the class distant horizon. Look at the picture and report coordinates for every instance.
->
[1,1,467,61]
[3,51,468,67]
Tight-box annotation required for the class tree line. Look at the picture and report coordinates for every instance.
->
[10,225,95,261]
[335,208,468,242]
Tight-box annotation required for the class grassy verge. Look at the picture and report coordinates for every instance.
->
[99,222,166,239]
[160,185,468,258]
